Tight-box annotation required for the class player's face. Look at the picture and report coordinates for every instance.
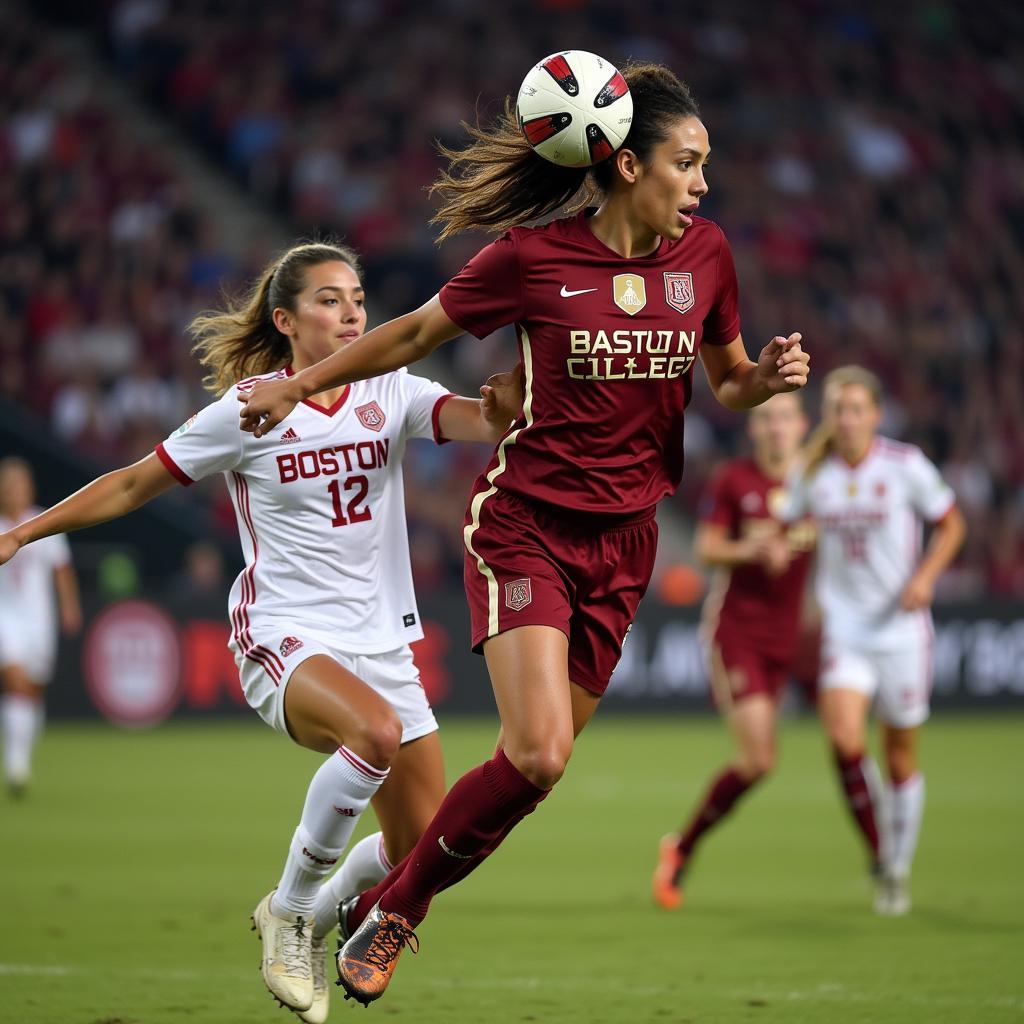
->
[748,394,807,461]
[278,260,367,359]
[633,116,710,241]
[0,463,34,515]
[827,383,882,459]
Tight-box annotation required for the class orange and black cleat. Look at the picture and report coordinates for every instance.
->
[652,833,687,910]
[335,902,418,1006]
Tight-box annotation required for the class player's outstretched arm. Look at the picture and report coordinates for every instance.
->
[239,296,465,437]
[701,333,810,411]
[439,366,525,444]
[695,522,790,573]
[0,453,178,567]
[900,504,967,610]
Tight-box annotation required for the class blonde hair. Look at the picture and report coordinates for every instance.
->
[801,365,884,478]
[189,241,362,395]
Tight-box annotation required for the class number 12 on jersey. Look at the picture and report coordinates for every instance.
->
[327,476,371,527]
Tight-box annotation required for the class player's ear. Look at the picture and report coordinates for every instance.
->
[614,147,641,184]
[271,307,294,337]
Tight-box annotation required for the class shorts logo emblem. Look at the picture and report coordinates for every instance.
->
[664,272,695,314]
[504,578,532,612]
[356,401,386,432]
[280,636,304,657]
[613,274,646,315]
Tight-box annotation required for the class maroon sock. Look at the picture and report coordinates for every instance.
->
[364,750,546,927]
[833,749,880,859]
[676,766,754,857]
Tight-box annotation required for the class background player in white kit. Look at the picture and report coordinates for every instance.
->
[0,242,521,1022]
[0,458,82,796]
[783,366,965,914]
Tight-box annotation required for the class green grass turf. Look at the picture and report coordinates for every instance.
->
[1,714,1021,1024]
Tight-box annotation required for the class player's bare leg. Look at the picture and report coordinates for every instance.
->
[876,723,922,915]
[337,625,582,1005]
[819,687,884,882]
[655,693,777,909]
[252,656,401,1013]
[1,668,44,798]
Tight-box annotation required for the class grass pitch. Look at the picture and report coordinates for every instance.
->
[1,714,1021,1023]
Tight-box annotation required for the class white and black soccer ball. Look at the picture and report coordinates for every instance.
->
[516,50,633,168]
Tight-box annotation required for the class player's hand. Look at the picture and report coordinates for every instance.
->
[750,534,791,575]
[237,377,304,437]
[757,333,809,394]
[480,364,524,435]
[900,573,934,611]
[0,531,21,567]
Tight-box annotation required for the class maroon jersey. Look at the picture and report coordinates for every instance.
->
[439,210,740,516]
[700,458,814,654]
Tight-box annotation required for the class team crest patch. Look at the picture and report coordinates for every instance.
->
[664,272,695,314]
[613,274,646,315]
[504,578,532,612]
[356,401,386,432]
[279,636,304,657]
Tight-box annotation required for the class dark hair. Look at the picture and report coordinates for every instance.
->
[189,241,362,394]
[429,62,700,240]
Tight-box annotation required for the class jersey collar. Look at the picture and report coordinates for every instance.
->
[284,365,352,417]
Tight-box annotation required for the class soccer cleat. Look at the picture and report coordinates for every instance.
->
[874,873,911,916]
[652,833,687,910]
[296,934,330,1024]
[335,901,418,1006]
[250,892,314,1011]
[337,893,359,942]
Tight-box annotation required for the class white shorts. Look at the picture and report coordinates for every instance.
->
[0,619,55,684]
[231,628,437,744]
[820,637,932,728]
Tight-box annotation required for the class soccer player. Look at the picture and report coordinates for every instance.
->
[0,458,82,797]
[652,392,815,909]
[237,64,811,1005]
[0,242,522,1023]
[782,366,965,914]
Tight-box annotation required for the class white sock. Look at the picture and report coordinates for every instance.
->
[2,694,39,785]
[312,831,393,937]
[271,747,389,920]
[887,773,925,879]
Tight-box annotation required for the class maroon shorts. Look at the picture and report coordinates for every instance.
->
[463,488,658,696]
[706,621,819,708]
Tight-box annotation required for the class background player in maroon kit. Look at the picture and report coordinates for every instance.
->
[238,63,811,1004]
[653,392,816,909]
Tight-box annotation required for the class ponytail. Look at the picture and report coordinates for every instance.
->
[189,241,362,395]
[429,62,700,240]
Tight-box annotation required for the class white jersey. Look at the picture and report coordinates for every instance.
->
[0,507,71,648]
[157,367,454,673]
[781,437,955,649]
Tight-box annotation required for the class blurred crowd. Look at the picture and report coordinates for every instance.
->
[4,0,1024,597]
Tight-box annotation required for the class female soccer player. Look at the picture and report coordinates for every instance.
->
[0,458,82,797]
[0,242,521,1022]
[238,64,811,1005]
[782,366,965,914]
[653,392,816,909]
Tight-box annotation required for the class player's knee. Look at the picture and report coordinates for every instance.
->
[345,709,403,770]
[509,743,571,790]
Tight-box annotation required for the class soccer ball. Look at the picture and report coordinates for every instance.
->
[516,51,633,168]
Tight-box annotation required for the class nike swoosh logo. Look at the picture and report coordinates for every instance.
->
[437,835,472,859]
[560,285,598,298]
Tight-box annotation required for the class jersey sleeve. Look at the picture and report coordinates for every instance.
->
[776,465,811,523]
[155,390,243,486]
[398,370,456,445]
[905,447,956,522]
[702,230,741,346]
[438,232,524,340]
[697,465,738,531]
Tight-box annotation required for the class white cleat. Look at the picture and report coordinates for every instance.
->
[250,892,314,1011]
[296,934,330,1024]
[873,873,911,916]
